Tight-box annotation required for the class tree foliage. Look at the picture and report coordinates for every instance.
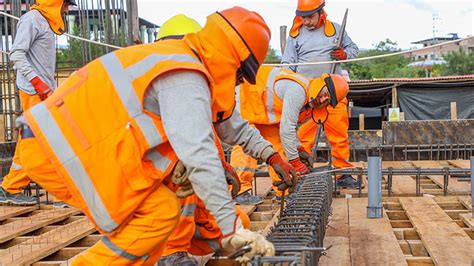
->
[345,39,423,80]
[439,48,474,76]
[264,46,281,63]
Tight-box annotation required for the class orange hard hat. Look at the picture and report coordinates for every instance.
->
[217,6,271,84]
[308,74,348,108]
[296,0,325,17]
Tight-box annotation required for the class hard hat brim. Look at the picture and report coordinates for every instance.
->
[295,3,324,17]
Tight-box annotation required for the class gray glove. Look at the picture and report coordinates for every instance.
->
[170,161,194,198]
[221,228,275,262]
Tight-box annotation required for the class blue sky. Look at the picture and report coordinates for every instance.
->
[137,0,473,51]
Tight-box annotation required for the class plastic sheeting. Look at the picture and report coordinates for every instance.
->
[398,87,474,120]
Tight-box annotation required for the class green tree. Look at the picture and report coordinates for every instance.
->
[264,46,281,63]
[345,39,420,80]
[439,49,474,75]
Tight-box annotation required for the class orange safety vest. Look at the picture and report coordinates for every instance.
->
[238,66,310,125]
[23,40,231,234]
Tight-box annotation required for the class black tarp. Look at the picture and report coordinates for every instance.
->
[398,87,474,120]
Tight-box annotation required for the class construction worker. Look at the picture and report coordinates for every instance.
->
[154,15,281,265]
[0,0,76,206]
[231,66,349,202]
[14,7,295,264]
[281,0,360,188]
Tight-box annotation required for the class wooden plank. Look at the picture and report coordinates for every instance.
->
[459,213,474,231]
[320,198,350,266]
[238,205,256,217]
[382,161,418,195]
[411,161,471,194]
[0,206,38,221]
[0,209,80,243]
[447,160,470,169]
[450,102,457,120]
[261,209,280,237]
[0,218,95,265]
[457,196,472,211]
[348,198,407,265]
[359,113,365,130]
[399,197,474,265]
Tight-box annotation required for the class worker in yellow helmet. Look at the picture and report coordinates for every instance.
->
[156,14,202,41]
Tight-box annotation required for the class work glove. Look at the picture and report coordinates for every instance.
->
[170,160,194,198]
[30,76,53,101]
[289,158,310,175]
[267,153,298,192]
[297,146,314,168]
[221,228,275,262]
[222,160,241,198]
[330,46,347,60]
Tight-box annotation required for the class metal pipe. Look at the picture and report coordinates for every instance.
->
[471,156,474,218]
[367,156,382,218]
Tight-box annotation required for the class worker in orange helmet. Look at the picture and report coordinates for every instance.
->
[281,0,360,188]
[14,7,295,264]
[231,66,350,202]
[0,0,76,207]
[150,15,254,265]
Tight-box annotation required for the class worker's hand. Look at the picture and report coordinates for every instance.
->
[30,76,53,101]
[222,160,241,198]
[221,228,275,262]
[267,153,297,192]
[170,160,194,198]
[289,158,310,175]
[297,146,314,168]
[330,46,347,60]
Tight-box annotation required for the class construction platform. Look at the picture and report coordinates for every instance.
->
[0,160,472,265]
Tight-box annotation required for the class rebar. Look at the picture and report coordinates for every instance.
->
[257,169,332,266]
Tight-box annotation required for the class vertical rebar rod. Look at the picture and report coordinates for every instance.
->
[367,156,382,218]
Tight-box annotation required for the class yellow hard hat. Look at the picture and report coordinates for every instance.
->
[156,14,202,40]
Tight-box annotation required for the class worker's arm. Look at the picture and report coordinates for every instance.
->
[213,104,275,162]
[274,80,306,160]
[9,14,40,82]
[152,70,241,236]
[281,36,298,72]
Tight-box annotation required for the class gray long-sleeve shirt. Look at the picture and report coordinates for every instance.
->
[281,22,358,79]
[10,10,57,94]
[144,70,274,235]
[274,79,306,160]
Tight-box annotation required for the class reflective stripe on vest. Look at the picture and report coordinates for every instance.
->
[28,103,118,232]
[194,225,221,252]
[145,149,172,173]
[11,162,22,170]
[101,53,162,149]
[265,68,280,123]
[181,203,197,217]
[102,236,149,262]
[234,166,255,173]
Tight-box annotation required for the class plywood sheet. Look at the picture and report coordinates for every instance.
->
[400,197,474,265]
[348,198,407,265]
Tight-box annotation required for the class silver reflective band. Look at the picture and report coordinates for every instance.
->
[265,68,280,123]
[234,167,256,173]
[28,103,118,232]
[126,54,201,80]
[11,162,22,170]
[145,149,172,172]
[194,225,221,252]
[101,53,162,148]
[181,203,197,217]
[103,236,149,261]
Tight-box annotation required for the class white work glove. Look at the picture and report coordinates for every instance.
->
[170,160,194,198]
[221,228,275,262]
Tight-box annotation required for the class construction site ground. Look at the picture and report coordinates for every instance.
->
[0,160,472,265]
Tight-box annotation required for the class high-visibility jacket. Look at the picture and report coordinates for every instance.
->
[238,66,310,125]
[23,40,234,234]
